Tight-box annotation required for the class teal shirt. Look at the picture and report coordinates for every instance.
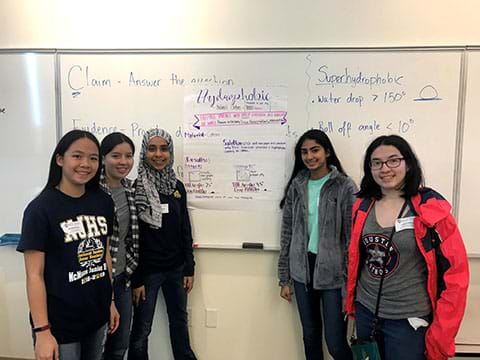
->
[307,173,330,254]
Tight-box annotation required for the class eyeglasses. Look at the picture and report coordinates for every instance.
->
[370,157,404,170]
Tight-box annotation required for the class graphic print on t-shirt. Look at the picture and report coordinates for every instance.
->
[60,215,109,285]
[362,233,399,278]
[77,237,104,267]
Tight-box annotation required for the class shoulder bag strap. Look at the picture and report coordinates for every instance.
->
[371,200,408,336]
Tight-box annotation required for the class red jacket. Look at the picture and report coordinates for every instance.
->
[346,188,469,360]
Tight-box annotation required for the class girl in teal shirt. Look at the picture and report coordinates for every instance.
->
[278,129,356,360]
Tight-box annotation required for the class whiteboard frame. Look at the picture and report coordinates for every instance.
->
[55,46,467,214]
[457,48,480,256]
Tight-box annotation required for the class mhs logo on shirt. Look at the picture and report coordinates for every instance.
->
[60,215,108,243]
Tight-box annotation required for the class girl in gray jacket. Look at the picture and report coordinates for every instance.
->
[278,129,356,360]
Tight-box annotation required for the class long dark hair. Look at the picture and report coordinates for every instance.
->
[357,135,424,199]
[280,129,346,208]
[43,130,101,193]
[100,132,135,157]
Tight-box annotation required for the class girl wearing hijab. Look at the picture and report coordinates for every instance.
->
[128,128,196,360]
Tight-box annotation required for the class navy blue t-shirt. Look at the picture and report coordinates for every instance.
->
[17,187,114,344]
[132,181,195,287]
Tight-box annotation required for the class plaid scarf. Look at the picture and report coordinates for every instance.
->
[100,171,140,287]
[135,128,177,228]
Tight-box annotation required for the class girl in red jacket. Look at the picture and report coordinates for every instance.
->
[346,135,469,360]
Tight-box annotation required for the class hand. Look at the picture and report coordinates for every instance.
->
[108,301,120,334]
[132,286,146,306]
[183,276,194,294]
[280,285,293,303]
[34,330,59,360]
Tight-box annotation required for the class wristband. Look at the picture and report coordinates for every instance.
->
[33,324,51,333]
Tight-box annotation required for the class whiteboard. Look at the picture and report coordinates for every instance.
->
[459,50,480,256]
[58,50,462,249]
[0,52,57,236]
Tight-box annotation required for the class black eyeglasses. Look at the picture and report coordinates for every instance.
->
[370,157,404,170]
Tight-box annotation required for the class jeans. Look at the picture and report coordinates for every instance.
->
[355,302,428,360]
[128,266,196,360]
[292,253,352,360]
[104,272,133,360]
[57,323,108,360]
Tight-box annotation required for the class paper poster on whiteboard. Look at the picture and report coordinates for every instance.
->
[183,86,287,210]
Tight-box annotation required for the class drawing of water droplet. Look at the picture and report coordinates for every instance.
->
[419,85,439,100]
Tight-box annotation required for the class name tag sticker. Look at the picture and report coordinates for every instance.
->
[395,216,415,232]
[61,220,85,235]
[161,204,169,214]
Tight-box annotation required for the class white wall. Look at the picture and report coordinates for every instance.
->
[1,1,480,359]
[0,247,31,359]
[1,0,480,49]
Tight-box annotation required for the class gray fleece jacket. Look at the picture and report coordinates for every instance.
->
[278,166,357,290]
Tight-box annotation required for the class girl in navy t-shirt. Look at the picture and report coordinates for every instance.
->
[17,130,119,360]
